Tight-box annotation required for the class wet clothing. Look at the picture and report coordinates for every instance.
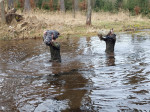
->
[43,30,60,46]
[43,30,61,62]
[101,34,116,53]
[49,41,61,62]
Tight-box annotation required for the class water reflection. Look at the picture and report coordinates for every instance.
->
[34,61,88,112]
[52,72,87,112]
[105,52,115,66]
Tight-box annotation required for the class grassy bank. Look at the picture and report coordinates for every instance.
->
[0,10,150,40]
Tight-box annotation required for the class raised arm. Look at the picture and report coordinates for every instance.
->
[98,34,107,41]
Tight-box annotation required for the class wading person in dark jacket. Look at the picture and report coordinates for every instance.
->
[43,30,61,62]
[98,29,116,53]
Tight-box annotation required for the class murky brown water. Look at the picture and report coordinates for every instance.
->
[0,32,150,112]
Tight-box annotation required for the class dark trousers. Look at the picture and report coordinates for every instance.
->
[49,45,61,62]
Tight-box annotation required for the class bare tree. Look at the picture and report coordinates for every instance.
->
[49,0,53,11]
[19,0,24,9]
[30,0,36,9]
[79,0,87,11]
[7,0,14,9]
[72,0,79,18]
[72,0,75,18]
[60,0,65,12]
[74,0,79,11]
[0,0,6,23]
[86,0,92,25]
[24,0,31,12]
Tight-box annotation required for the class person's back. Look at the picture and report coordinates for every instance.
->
[43,30,60,46]
[105,34,116,53]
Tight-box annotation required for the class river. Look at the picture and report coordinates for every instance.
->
[0,31,150,112]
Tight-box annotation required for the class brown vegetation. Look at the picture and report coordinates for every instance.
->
[0,10,150,40]
[134,6,140,15]
[79,0,87,11]
[6,13,23,24]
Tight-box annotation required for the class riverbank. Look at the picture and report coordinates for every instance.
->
[0,10,150,40]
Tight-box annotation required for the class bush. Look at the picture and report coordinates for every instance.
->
[115,0,123,11]
[94,0,114,12]
[14,0,149,16]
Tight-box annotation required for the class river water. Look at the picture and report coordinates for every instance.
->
[0,31,150,112]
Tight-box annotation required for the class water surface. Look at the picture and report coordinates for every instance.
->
[0,32,150,112]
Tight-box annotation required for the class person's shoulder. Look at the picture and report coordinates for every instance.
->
[110,34,116,38]
[113,34,116,36]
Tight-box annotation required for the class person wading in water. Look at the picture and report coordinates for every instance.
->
[98,29,116,53]
[43,30,61,63]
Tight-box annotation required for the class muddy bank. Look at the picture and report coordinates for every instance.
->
[0,16,47,40]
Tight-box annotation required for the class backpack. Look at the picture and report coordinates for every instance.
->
[43,30,60,46]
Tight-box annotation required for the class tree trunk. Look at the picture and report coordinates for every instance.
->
[60,0,65,12]
[74,0,79,11]
[7,0,14,9]
[19,0,24,9]
[49,0,53,11]
[57,0,60,11]
[14,0,19,9]
[72,0,75,18]
[24,0,31,12]
[0,0,6,24]
[86,0,92,25]
[30,0,36,9]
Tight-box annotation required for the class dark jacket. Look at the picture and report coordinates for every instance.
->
[43,30,60,46]
[100,34,116,53]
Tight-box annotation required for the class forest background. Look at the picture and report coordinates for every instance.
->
[0,0,150,40]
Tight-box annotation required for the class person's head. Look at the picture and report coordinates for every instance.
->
[53,32,60,40]
[43,30,47,36]
[110,28,114,35]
